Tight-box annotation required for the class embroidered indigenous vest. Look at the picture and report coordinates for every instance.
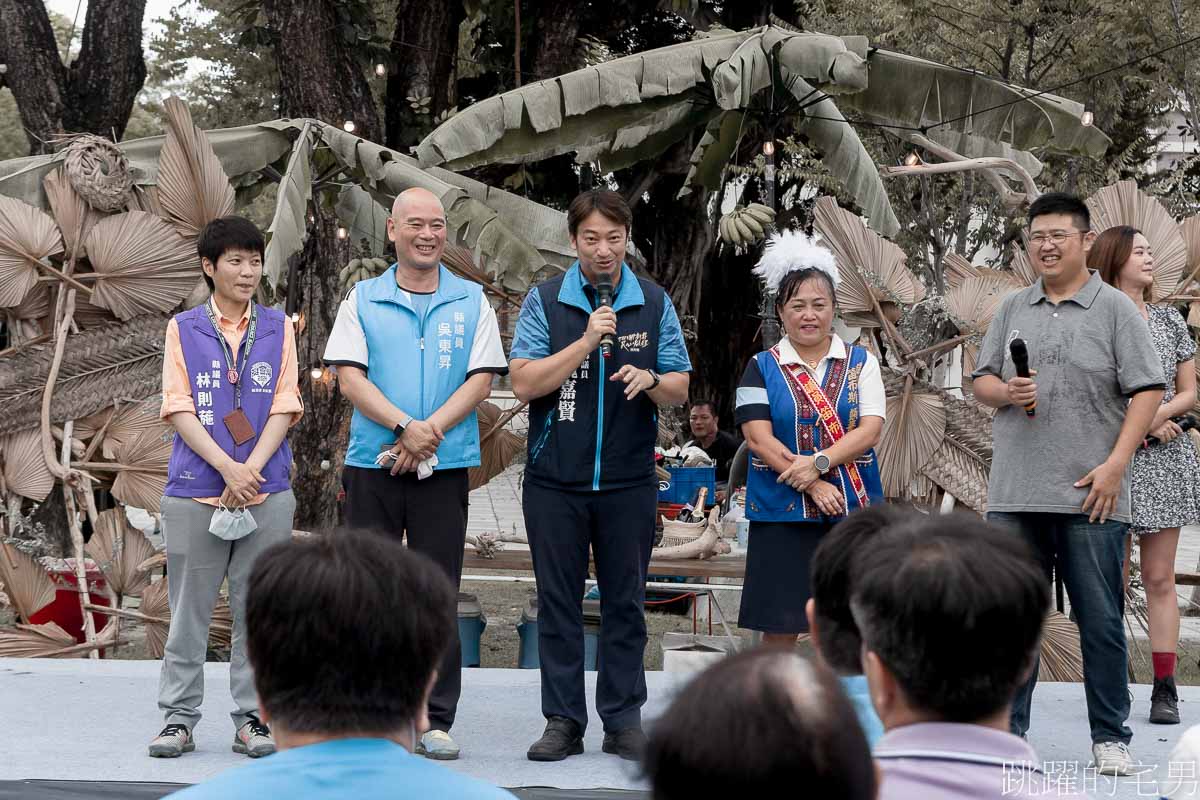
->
[744,343,883,522]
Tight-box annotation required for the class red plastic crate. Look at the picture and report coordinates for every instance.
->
[28,560,111,649]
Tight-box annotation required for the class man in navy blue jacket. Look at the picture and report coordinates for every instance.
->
[509,189,691,762]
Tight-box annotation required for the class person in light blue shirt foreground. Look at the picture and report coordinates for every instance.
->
[806,504,916,748]
[171,530,511,800]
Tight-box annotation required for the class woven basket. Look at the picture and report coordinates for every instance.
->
[659,517,707,549]
[61,135,132,212]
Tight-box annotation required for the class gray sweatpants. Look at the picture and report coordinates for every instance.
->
[156,491,295,731]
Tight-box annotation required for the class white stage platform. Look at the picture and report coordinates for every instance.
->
[0,658,1196,799]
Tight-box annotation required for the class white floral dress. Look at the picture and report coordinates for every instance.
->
[1130,305,1200,533]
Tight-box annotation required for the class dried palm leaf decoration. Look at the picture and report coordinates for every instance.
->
[0,541,56,622]
[876,385,946,499]
[85,508,156,600]
[157,96,236,241]
[83,211,199,320]
[470,401,525,491]
[1086,180,1186,302]
[0,196,64,308]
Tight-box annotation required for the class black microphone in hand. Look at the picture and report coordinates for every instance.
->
[596,280,615,359]
[1009,338,1036,418]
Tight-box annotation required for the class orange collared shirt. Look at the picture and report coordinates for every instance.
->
[161,297,303,506]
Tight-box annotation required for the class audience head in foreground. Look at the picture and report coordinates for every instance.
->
[643,647,876,800]
[173,530,510,800]
[853,513,1056,799]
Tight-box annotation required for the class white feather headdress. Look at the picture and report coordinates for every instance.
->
[753,230,839,292]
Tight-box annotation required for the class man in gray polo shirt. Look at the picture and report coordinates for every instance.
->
[973,192,1164,777]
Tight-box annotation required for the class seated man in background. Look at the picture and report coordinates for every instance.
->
[683,399,741,485]
[853,514,1073,799]
[642,648,875,800]
[172,530,511,800]
[807,504,916,747]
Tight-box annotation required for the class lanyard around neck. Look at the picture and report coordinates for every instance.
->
[204,301,258,409]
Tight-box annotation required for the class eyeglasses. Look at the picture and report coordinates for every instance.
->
[1028,230,1086,247]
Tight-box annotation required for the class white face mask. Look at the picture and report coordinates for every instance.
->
[209,504,258,541]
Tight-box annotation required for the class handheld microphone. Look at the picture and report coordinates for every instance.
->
[1145,415,1199,446]
[596,280,615,359]
[1009,338,1036,418]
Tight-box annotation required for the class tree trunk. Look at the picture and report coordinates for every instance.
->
[262,0,382,143]
[0,0,146,154]
[384,0,465,150]
[529,0,584,80]
[262,0,382,530]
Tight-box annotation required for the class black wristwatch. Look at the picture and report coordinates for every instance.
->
[647,369,661,390]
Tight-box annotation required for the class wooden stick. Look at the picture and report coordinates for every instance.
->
[881,156,1041,198]
[60,420,99,659]
[83,603,166,625]
[479,402,528,446]
[80,401,119,464]
[904,332,974,362]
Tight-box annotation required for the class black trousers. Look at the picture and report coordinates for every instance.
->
[523,480,657,733]
[342,466,468,731]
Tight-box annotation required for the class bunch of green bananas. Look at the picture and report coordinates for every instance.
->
[718,203,776,246]
[339,256,390,293]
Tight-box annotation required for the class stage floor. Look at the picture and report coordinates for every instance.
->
[0,658,1196,799]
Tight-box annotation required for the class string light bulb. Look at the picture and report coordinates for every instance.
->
[310,367,323,380]
[335,226,349,240]
[342,119,356,133]
[290,312,300,322]
[904,151,921,167]
[762,140,775,156]
[374,63,386,77]
[1080,109,1094,127]
[0,64,7,75]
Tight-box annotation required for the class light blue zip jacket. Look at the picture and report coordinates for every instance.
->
[344,264,485,470]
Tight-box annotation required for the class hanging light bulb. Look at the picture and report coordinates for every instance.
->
[306,212,315,224]
[1080,109,1094,127]
[904,151,921,167]
[342,119,356,133]
[374,63,387,77]
[290,312,300,322]
[762,140,775,156]
[310,367,323,380]
[0,64,8,75]
[336,226,349,240]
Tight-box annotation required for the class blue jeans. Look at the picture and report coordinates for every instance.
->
[988,512,1131,745]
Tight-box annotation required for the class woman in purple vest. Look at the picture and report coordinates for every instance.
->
[149,216,302,761]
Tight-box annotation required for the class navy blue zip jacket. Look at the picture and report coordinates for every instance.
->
[510,262,691,492]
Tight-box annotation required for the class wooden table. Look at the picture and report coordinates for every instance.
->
[463,547,746,580]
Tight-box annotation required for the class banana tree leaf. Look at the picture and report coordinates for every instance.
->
[794,82,900,237]
[333,184,391,258]
[680,111,748,197]
[840,49,1109,159]
[262,122,315,291]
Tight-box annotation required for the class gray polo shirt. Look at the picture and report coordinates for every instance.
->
[973,270,1164,522]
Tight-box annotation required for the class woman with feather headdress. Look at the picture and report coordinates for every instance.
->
[734,230,886,643]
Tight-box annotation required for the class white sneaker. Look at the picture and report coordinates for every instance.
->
[416,729,460,760]
[148,723,194,758]
[1092,741,1135,776]
[233,715,276,758]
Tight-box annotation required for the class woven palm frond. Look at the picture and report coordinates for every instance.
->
[61,134,132,212]
[469,401,525,491]
[0,315,167,437]
[813,197,925,324]
[0,541,56,622]
[1038,610,1083,682]
[139,578,170,658]
[0,429,55,502]
[0,195,64,308]
[85,508,156,599]
[1182,215,1200,282]
[0,621,76,657]
[43,167,100,259]
[943,253,982,291]
[919,436,989,512]
[83,211,200,320]
[157,96,236,241]
[110,421,173,512]
[876,384,946,499]
[1086,180,1186,301]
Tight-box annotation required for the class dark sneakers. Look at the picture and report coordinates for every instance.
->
[602,727,647,761]
[1150,676,1181,725]
[527,716,584,762]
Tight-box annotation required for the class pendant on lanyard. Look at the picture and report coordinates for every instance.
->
[206,302,259,445]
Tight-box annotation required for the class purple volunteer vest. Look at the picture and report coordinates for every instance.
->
[163,303,292,498]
